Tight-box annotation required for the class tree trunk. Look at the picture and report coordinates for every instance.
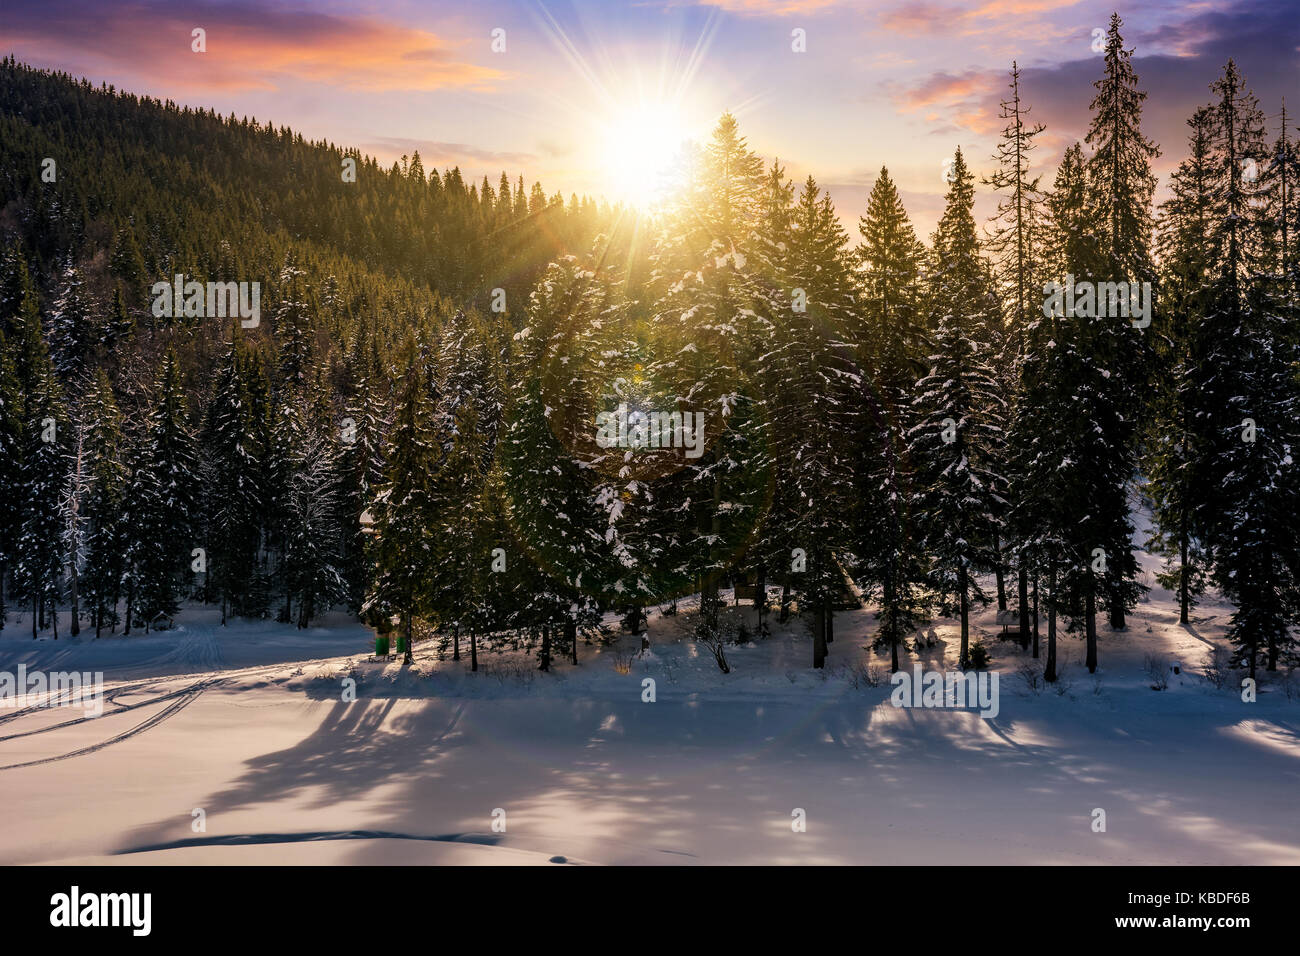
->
[69,563,80,637]
[1044,568,1057,682]
[885,571,899,673]
[1017,565,1030,649]
[993,535,1007,611]
[1178,509,1190,625]
[32,595,38,639]
[1085,578,1098,674]
[124,578,133,635]
[958,564,969,669]
[470,629,478,672]
[539,624,552,671]
[453,621,460,661]
[1108,578,1125,630]
[566,616,578,665]
[402,609,414,665]
[812,603,827,669]
[1031,573,1040,660]
[779,581,791,623]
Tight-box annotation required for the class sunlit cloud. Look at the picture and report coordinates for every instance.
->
[0,0,505,92]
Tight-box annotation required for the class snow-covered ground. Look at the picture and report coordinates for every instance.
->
[2,547,1298,865]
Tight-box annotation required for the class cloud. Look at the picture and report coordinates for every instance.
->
[892,68,995,112]
[0,0,505,92]
[877,0,1084,36]
[887,0,1300,173]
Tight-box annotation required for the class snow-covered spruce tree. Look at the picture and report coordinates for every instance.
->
[1082,11,1158,639]
[127,349,200,631]
[588,325,680,638]
[104,284,136,357]
[1147,107,1216,625]
[14,341,69,638]
[1188,61,1300,676]
[909,147,1007,669]
[1261,101,1300,303]
[1036,136,1144,673]
[742,160,799,630]
[46,259,98,381]
[274,256,317,385]
[60,407,90,637]
[431,389,492,671]
[203,333,268,622]
[1006,144,1098,681]
[367,334,439,666]
[852,166,930,672]
[426,310,510,670]
[984,60,1049,631]
[1,249,47,397]
[0,332,24,628]
[758,172,860,666]
[77,369,128,637]
[338,318,388,614]
[648,113,777,653]
[280,401,347,629]
[1004,290,1079,682]
[501,253,610,670]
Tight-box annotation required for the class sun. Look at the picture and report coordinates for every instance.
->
[599,103,692,208]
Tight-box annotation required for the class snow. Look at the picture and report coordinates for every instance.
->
[1,541,1298,865]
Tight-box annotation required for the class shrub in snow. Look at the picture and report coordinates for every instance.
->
[1016,662,1042,694]
[1144,653,1169,691]
[1201,645,1233,689]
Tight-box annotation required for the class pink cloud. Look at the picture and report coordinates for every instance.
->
[0,0,505,92]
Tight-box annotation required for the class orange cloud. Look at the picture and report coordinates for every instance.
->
[878,0,1083,36]
[0,0,505,92]
[893,69,993,111]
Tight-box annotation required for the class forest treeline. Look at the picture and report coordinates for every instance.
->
[0,13,1297,681]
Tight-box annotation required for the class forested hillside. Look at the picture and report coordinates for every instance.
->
[1,11,1297,686]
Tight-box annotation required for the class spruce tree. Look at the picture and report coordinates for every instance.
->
[1189,61,1300,676]
[203,334,266,621]
[78,369,128,637]
[15,349,69,638]
[1082,11,1158,638]
[853,167,930,671]
[368,336,438,665]
[909,148,1007,668]
[1148,107,1216,624]
[128,350,200,629]
[0,333,24,628]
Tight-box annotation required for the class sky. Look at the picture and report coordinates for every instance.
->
[3,0,1298,236]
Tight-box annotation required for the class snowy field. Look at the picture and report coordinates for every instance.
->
[1,546,1298,866]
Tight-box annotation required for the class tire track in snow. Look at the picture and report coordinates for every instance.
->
[0,681,209,771]
[0,679,216,743]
